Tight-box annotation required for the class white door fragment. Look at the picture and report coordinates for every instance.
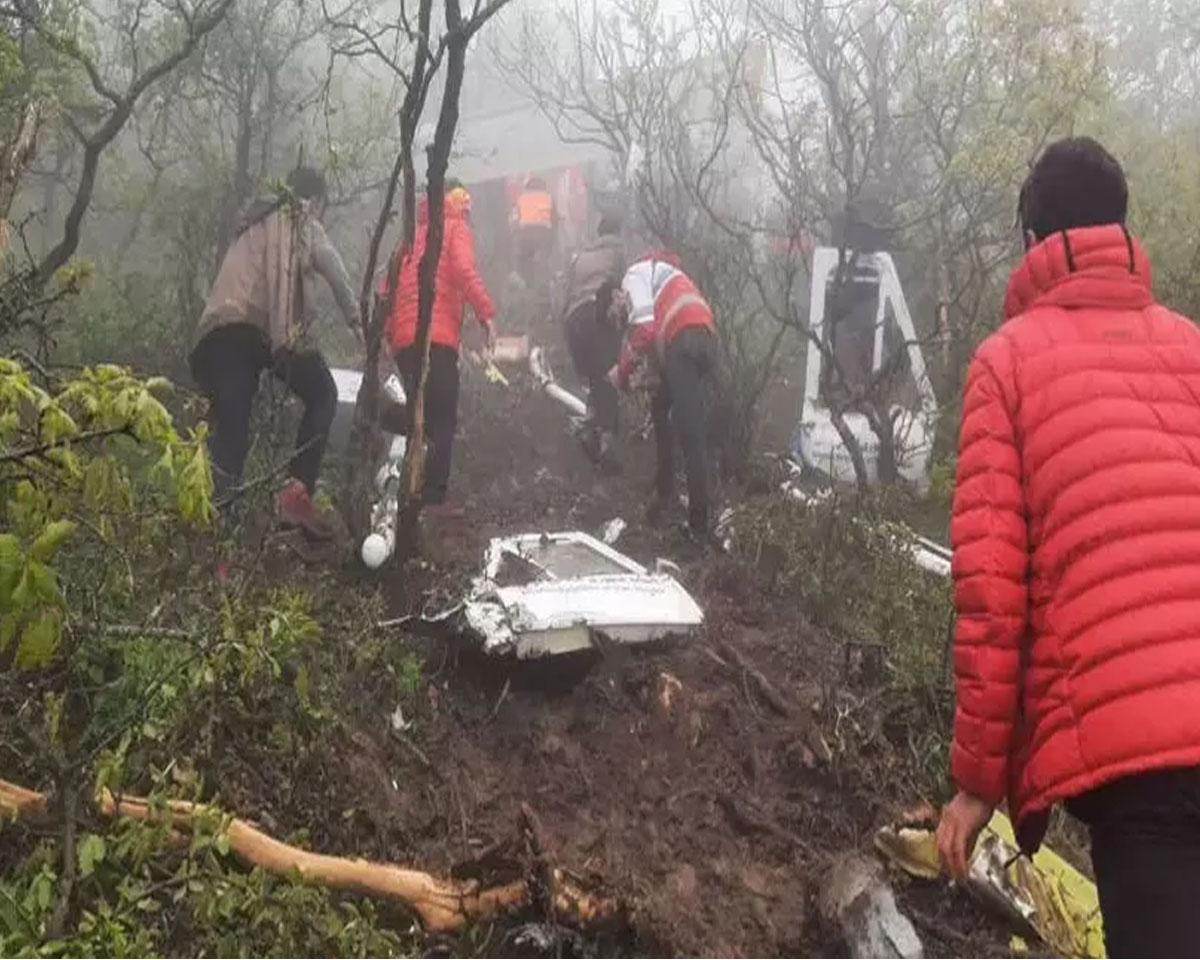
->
[821,852,924,959]
[464,532,704,658]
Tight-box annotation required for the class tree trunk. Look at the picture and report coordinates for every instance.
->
[346,0,436,541]
[396,0,471,562]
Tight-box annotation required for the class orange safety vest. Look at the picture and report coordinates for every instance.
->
[516,189,553,228]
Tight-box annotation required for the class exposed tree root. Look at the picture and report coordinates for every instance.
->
[0,779,618,934]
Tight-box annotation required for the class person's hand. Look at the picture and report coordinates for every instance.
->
[608,289,631,325]
[607,366,622,391]
[484,322,497,361]
[936,791,994,882]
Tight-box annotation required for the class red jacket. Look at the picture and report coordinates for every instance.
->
[386,191,495,352]
[615,260,713,387]
[951,224,1200,851]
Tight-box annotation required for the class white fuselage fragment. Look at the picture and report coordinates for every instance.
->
[793,247,938,490]
[464,531,704,658]
[529,346,588,418]
[781,471,951,579]
[330,367,409,569]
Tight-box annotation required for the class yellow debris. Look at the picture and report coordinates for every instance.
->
[874,809,1105,958]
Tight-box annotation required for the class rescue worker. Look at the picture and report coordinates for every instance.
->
[190,166,359,539]
[512,175,555,288]
[386,182,496,513]
[608,251,716,538]
[561,215,626,468]
[936,137,1200,956]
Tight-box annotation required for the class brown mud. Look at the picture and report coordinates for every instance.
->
[223,335,1009,958]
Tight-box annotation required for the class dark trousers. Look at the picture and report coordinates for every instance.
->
[191,323,336,500]
[564,300,620,435]
[516,226,552,286]
[651,326,716,534]
[1068,766,1200,957]
[395,343,459,505]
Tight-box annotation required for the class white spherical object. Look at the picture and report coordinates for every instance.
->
[361,534,390,570]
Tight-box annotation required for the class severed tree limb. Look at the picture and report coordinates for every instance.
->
[0,779,49,819]
[0,780,616,933]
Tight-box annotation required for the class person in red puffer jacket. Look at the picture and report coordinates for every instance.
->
[385,183,495,510]
[936,137,1200,956]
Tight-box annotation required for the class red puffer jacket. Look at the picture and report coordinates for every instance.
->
[951,224,1200,852]
[386,191,495,353]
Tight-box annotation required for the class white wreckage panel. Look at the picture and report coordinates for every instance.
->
[464,532,704,658]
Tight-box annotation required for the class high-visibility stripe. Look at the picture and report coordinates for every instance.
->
[655,291,712,360]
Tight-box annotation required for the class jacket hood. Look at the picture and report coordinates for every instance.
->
[416,188,471,227]
[1004,224,1154,320]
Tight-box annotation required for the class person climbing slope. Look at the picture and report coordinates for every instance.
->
[190,165,360,539]
[608,251,716,539]
[937,136,1200,957]
[386,181,496,515]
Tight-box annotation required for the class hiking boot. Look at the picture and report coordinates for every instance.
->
[278,480,335,541]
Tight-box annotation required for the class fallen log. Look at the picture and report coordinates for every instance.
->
[0,780,48,819]
[0,779,617,934]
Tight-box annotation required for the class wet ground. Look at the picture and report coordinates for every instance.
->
[223,332,1012,957]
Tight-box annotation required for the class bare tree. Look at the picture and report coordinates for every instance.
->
[0,0,235,287]
[323,0,511,547]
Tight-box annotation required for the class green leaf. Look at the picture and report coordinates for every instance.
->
[0,612,17,653]
[294,663,310,704]
[0,534,21,607]
[29,519,76,562]
[34,869,53,910]
[22,560,63,607]
[77,833,106,878]
[38,402,78,445]
[15,609,62,669]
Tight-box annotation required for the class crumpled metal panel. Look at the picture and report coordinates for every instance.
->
[464,532,704,658]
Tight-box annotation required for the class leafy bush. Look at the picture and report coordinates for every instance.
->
[1,810,407,957]
[734,488,955,793]
[1,358,411,955]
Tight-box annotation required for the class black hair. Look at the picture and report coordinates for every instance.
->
[1018,137,1127,241]
[287,166,328,201]
[445,176,465,192]
[597,215,621,237]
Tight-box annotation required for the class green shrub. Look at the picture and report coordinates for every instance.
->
[734,488,955,793]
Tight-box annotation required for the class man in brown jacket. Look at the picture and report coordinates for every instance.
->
[189,166,361,538]
[561,215,626,469]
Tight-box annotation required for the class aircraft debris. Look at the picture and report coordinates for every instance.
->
[874,810,1104,958]
[463,531,703,658]
[821,852,924,959]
